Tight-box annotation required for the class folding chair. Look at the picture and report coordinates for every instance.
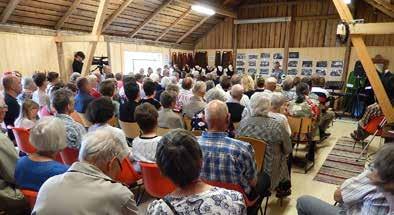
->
[157,127,172,136]
[182,115,192,131]
[236,136,267,172]
[118,120,140,139]
[356,117,387,161]
[76,112,92,128]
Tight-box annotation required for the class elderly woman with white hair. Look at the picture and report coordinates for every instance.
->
[87,74,101,98]
[17,77,37,104]
[182,81,207,118]
[238,92,292,198]
[32,129,138,214]
[269,92,292,135]
[14,117,69,191]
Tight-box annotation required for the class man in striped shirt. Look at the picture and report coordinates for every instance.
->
[297,144,394,215]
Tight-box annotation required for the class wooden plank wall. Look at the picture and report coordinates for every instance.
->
[195,0,394,49]
[195,18,234,49]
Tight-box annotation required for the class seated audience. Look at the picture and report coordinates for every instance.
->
[238,92,292,197]
[226,84,245,123]
[288,83,319,119]
[3,74,22,141]
[32,129,138,214]
[15,117,69,191]
[46,72,59,94]
[119,80,140,123]
[205,80,215,92]
[198,100,270,214]
[148,129,246,214]
[132,103,161,169]
[141,80,161,110]
[17,77,36,104]
[14,99,39,129]
[87,75,101,98]
[265,77,277,93]
[270,92,292,135]
[52,89,86,149]
[32,72,49,110]
[0,95,30,214]
[74,77,94,113]
[99,79,119,117]
[311,75,329,98]
[228,74,250,107]
[86,97,129,153]
[158,91,184,129]
[242,74,255,98]
[297,144,394,214]
[282,77,296,101]
[255,77,265,93]
[177,77,193,110]
[182,81,207,119]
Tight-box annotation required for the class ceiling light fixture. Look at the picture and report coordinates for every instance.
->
[343,0,351,4]
[191,5,215,16]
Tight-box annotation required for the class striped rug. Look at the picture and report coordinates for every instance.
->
[313,136,366,185]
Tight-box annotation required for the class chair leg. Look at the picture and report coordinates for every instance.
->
[136,188,145,206]
[263,196,269,215]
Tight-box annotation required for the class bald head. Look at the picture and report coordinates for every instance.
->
[204,100,229,132]
[230,84,244,101]
[181,77,193,90]
[265,77,277,92]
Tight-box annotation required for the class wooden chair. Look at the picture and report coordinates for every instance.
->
[236,136,267,172]
[191,130,202,137]
[10,127,36,154]
[183,115,192,131]
[118,120,140,139]
[157,127,171,136]
[76,112,92,128]
[70,111,84,125]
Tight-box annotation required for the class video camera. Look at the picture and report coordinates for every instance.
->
[92,56,109,68]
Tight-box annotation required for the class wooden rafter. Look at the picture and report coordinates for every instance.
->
[332,0,394,123]
[55,0,82,30]
[362,0,394,18]
[156,7,192,41]
[81,0,111,76]
[102,0,135,32]
[129,0,173,38]
[0,0,22,24]
[174,0,237,18]
[177,16,209,44]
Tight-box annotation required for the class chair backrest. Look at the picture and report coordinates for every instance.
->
[70,111,84,126]
[116,158,142,185]
[157,127,171,136]
[183,116,192,131]
[76,112,92,128]
[191,130,202,137]
[20,189,38,208]
[140,162,176,198]
[236,136,267,172]
[287,116,313,136]
[202,180,254,207]
[118,120,140,139]
[59,147,79,165]
[363,115,385,134]
[11,127,36,154]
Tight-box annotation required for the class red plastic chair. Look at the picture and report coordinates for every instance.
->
[116,158,142,185]
[59,148,79,165]
[20,189,38,208]
[140,162,176,198]
[10,127,36,154]
[363,115,385,135]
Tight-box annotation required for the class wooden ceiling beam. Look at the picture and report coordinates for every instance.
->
[156,7,192,41]
[55,0,82,30]
[362,0,394,18]
[128,0,173,38]
[0,0,22,24]
[175,0,237,18]
[241,0,316,9]
[177,16,209,44]
[102,0,135,32]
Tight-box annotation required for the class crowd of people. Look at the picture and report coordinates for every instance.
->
[0,64,393,215]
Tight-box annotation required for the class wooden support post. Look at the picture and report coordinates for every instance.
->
[283,5,295,73]
[332,0,394,123]
[232,20,237,67]
[177,16,210,44]
[56,42,67,82]
[107,41,112,67]
[342,39,352,85]
[0,0,22,23]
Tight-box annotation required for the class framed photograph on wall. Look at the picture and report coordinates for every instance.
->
[302,61,313,68]
[301,68,313,76]
[288,69,298,76]
[331,61,344,68]
[289,52,299,59]
[316,68,327,76]
[316,61,328,68]
[273,53,283,59]
[288,61,298,67]
[261,53,270,59]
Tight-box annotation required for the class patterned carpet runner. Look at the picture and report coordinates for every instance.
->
[313,136,366,185]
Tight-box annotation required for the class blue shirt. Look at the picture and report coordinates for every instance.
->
[74,91,94,113]
[15,156,69,191]
[198,132,257,194]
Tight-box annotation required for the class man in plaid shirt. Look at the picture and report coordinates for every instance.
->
[198,100,270,214]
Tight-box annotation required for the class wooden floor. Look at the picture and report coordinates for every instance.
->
[137,119,382,214]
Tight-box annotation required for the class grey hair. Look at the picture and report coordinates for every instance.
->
[282,77,294,91]
[160,77,171,89]
[206,80,215,91]
[29,117,67,153]
[149,73,160,83]
[374,144,394,183]
[87,75,97,83]
[166,83,179,95]
[192,81,206,95]
[205,87,227,103]
[70,72,81,83]
[271,92,286,109]
[79,129,128,167]
[250,92,271,116]
[22,77,35,90]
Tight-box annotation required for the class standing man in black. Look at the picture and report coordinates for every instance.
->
[72,51,85,74]
[3,75,22,141]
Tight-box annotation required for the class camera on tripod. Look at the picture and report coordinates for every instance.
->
[91,56,109,74]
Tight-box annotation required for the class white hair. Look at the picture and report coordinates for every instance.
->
[87,74,97,83]
[29,117,67,152]
[205,87,227,103]
[79,129,128,167]
[192,81,206,95]
[160,76,171,89]
[149,73,160,83]
[266,77,277,84]
[192,70,200,78]
[69,72,81,83]
[271,92,286,109]
[250,92,271,117]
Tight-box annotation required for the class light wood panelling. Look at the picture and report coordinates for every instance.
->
[195,18,233,49]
